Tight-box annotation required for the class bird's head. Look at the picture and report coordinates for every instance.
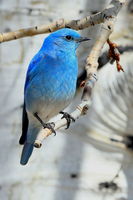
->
[42,28,90,53]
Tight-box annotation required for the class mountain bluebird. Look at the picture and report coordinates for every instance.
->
[19,28,90,165]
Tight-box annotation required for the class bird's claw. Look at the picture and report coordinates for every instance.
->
[42,122,56,136]
[60,111,75,129]
[34,113,56,135]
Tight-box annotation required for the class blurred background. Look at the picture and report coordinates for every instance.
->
[0,0,133,199]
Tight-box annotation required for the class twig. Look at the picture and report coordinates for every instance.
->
[77,44,133,88]
[82,0,124,100]
[107,39,124,71]
[0,0,125,43]
[34,0,126,148]
[99,45,133,69]
[34,101,91,148]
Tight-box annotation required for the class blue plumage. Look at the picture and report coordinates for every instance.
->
[19,28,89,165]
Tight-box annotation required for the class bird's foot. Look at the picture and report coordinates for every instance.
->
[42,122,56,136]
[34,112,56,135]
[60,111,75,129]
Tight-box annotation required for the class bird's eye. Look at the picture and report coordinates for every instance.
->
[65,35,73,41]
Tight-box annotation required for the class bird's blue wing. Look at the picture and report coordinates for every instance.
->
[19,51,45,146]
[24,51,45,91]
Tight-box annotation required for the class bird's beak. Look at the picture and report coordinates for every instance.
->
[77,37,91,42]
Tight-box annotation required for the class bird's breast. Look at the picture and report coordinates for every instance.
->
[25,56,78,117]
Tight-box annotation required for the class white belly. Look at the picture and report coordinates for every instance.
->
[27,97,72,126]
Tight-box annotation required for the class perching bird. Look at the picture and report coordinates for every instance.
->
[19,28,90,165]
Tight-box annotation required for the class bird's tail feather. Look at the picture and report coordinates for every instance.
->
[20,142,34,165]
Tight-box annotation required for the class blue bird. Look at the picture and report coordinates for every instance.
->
[19,28,90,165]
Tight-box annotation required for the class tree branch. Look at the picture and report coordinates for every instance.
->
[77,45,133,88]
[82,0,126,101]
[34,0,126,148]
[34,101,91,148]
[0,0,125,43]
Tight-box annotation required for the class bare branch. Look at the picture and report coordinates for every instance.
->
[82,0,126,101]
[0,0,125,43]
[34,101,91,148]
[77,45,133,88]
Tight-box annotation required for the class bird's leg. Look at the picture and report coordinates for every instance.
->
[43,122,56,136]
[34,112,56,135]
[34,112,45,127]
[59,111,75,129]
